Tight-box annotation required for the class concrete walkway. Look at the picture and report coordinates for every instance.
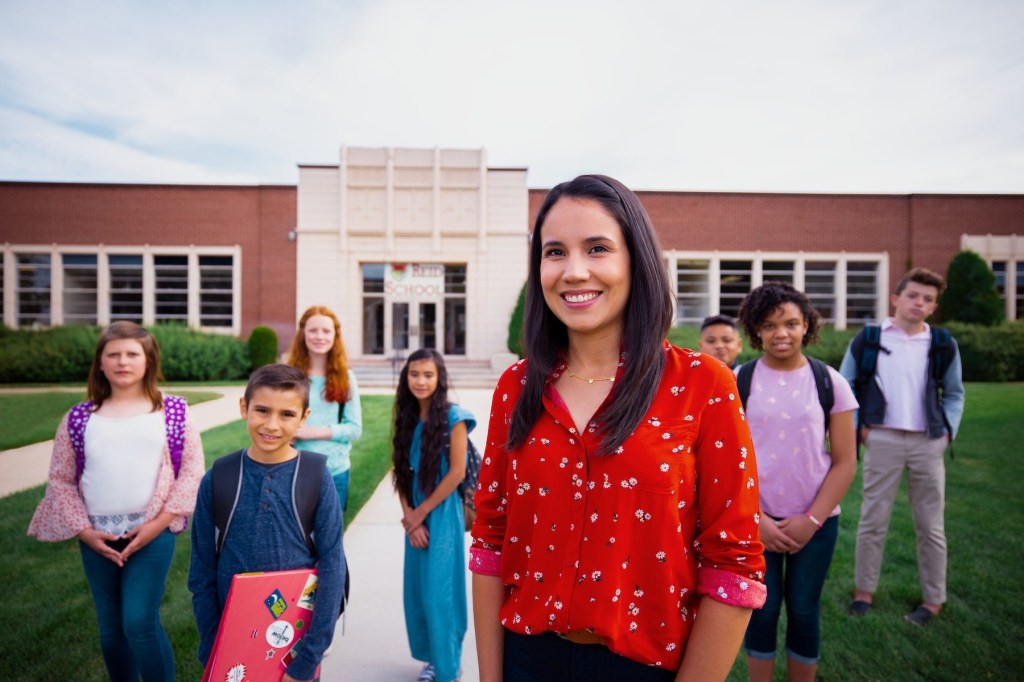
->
[0,383,493,682]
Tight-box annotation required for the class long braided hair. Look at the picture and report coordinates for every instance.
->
[392,349,451,502]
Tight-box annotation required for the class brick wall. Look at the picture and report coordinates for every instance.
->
[528,188,1024,293]
[0,182,297,344]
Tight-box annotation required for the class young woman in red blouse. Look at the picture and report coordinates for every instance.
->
[470,175,767,681]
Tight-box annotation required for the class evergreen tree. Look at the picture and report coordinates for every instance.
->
[247,325,280,369]
[506,281,527,357]
[939,250,1004,326]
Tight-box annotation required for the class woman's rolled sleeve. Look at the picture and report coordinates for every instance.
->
[692,365,766,606]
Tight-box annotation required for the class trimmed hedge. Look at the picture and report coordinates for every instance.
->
[0,326,99,383]
[0,324,250,383]
[946,321,1024,381]
[667,322,1024,382]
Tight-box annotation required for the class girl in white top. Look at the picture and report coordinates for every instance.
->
[28,321,204,681]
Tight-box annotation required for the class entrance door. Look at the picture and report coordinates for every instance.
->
[390,300,440,354]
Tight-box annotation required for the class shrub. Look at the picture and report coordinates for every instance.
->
[150,326,250,381]
[247,325,279,369]
[0,326,99,383]
[946,321,1024,382]
[0,325,249,383]
[507,281,527,358]
[939,250,1004,326]
[666,325,858,369]
[668,321,1024,382]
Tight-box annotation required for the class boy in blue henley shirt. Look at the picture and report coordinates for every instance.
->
[189,365,345,682]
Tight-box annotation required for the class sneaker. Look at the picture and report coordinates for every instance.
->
[848,599,872,616]
[417,663,436,682]
[905,606,937,625]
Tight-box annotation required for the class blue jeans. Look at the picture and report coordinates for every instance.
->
[745,515,839,664]
[333,469,350,512]
[80,529,177,681]
[503,630,675,682]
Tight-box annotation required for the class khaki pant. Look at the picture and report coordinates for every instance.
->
[854,428,948,605]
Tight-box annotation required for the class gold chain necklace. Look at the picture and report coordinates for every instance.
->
[565,366,616,384]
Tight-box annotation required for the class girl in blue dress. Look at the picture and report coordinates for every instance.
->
[392,348,475,682]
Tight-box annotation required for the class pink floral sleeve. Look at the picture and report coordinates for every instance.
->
[26,415,91,542]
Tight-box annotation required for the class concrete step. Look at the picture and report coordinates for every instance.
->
[351,358,507,389]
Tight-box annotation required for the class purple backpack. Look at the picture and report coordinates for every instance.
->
[67,395,187,482]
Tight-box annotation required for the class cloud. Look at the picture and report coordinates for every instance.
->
[0,0,1022,192]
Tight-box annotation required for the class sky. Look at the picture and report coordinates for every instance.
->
[1,0,1022,194]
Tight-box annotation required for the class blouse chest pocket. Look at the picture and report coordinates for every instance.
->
[600,417,699,495]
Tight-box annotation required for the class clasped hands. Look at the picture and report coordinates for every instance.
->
[77,519,164,567]
[401,507,430,549]
[759,515,819,554]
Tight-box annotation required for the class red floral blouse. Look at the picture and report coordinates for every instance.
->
[470,343,766,671]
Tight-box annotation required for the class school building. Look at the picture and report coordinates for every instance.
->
[2,146,1022,367]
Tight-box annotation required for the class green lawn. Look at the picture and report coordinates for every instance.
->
[725,383,1024,681]
[0,390,223,450]
[0,393,394,681]
[1,387,1021,680]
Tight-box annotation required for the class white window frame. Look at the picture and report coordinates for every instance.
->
[962,234,1023,321]
[2,244,241,335]
[664,251,888,330]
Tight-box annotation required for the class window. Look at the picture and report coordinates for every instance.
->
[152,255,188,323]
[763,260,794,284]
[676,259,710,323]
[362,264,385,354]
[992,260,1007,304]
[719,260,752,318]
[805,261,836,323]
[109,254,143,322]
[17,254,51,326]
[444,265,467,354]
[5,247,238,330]
[445,264,467,295]
[63,254,98,325]
[199,256,233,327]
[1017,262,1024,319]
[846,261,879,325]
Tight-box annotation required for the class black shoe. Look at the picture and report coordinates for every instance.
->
[905,606,936,625]
[848,600,872,616]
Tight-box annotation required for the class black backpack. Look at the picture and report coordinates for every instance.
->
[211,449,350,616]
[737,356,835,436]
[849,324,956,440]
[459,439,482,528]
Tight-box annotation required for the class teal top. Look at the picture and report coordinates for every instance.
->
[293,370,362,476]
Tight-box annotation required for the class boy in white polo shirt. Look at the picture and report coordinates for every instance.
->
[840,267,965,625]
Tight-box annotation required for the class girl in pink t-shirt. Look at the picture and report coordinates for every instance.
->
[737,281,857,682]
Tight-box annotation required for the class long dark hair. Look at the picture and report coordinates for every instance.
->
[391,348,451,502]
[508,174,674,456]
